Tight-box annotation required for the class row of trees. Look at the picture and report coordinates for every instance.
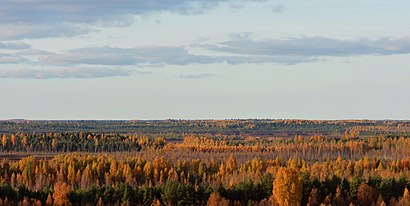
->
[0,153,409,205]
[0,133,165,153]
[2,132,410,161]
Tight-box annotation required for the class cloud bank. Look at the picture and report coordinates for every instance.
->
[0,0,237,24]
[0,0,256,40]
[39,46,218,66]
[39,36,410,66]
[204,36,410,57]
[3,35,410,78]
[0,24,92,40]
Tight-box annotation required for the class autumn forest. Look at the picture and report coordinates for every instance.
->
[0,120,410,206]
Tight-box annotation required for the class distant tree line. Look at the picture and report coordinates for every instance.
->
[2,119,410,136]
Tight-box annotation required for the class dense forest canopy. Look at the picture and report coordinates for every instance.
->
[0,120,409,205]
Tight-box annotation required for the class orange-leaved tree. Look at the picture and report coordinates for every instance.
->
[53,181,71,206]
[273,167,302,206]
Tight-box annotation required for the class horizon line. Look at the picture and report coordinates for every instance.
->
[1,118,409,121]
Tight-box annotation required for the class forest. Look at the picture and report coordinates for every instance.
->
[0,120,410,205]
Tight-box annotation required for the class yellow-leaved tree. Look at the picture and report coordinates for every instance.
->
[273,167,302,206]
[53,181,71,206]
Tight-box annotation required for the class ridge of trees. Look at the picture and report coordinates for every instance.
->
[2,119,410,136]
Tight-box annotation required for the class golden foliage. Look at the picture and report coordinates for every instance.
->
[207,193,230,206]
[53,181,71,206]
[273,167,302,206]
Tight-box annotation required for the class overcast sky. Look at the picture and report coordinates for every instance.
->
[1,0,410,120]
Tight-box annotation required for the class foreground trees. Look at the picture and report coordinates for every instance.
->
[273,167,302,206]
[0,153,408,205]
[0,128,410,205]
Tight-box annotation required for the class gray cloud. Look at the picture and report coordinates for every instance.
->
[38,36,410,67]
[0,0,235,24]
[0,53,30,64]
[201,36,410,62]
[39,46,216,66]
[37,45,317,66]
[16,49,53,56]
[0,41,31,50]
[0,23,92,40]
[178,73,216,79]
[0,0,257,40]
[5,35,410,79]
[230,2,245,9]
[271,4,284,13]
[0,67,140,79]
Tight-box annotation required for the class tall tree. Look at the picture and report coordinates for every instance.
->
[273,167,302,206]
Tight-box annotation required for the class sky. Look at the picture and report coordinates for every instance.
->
[1,0,410,120]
